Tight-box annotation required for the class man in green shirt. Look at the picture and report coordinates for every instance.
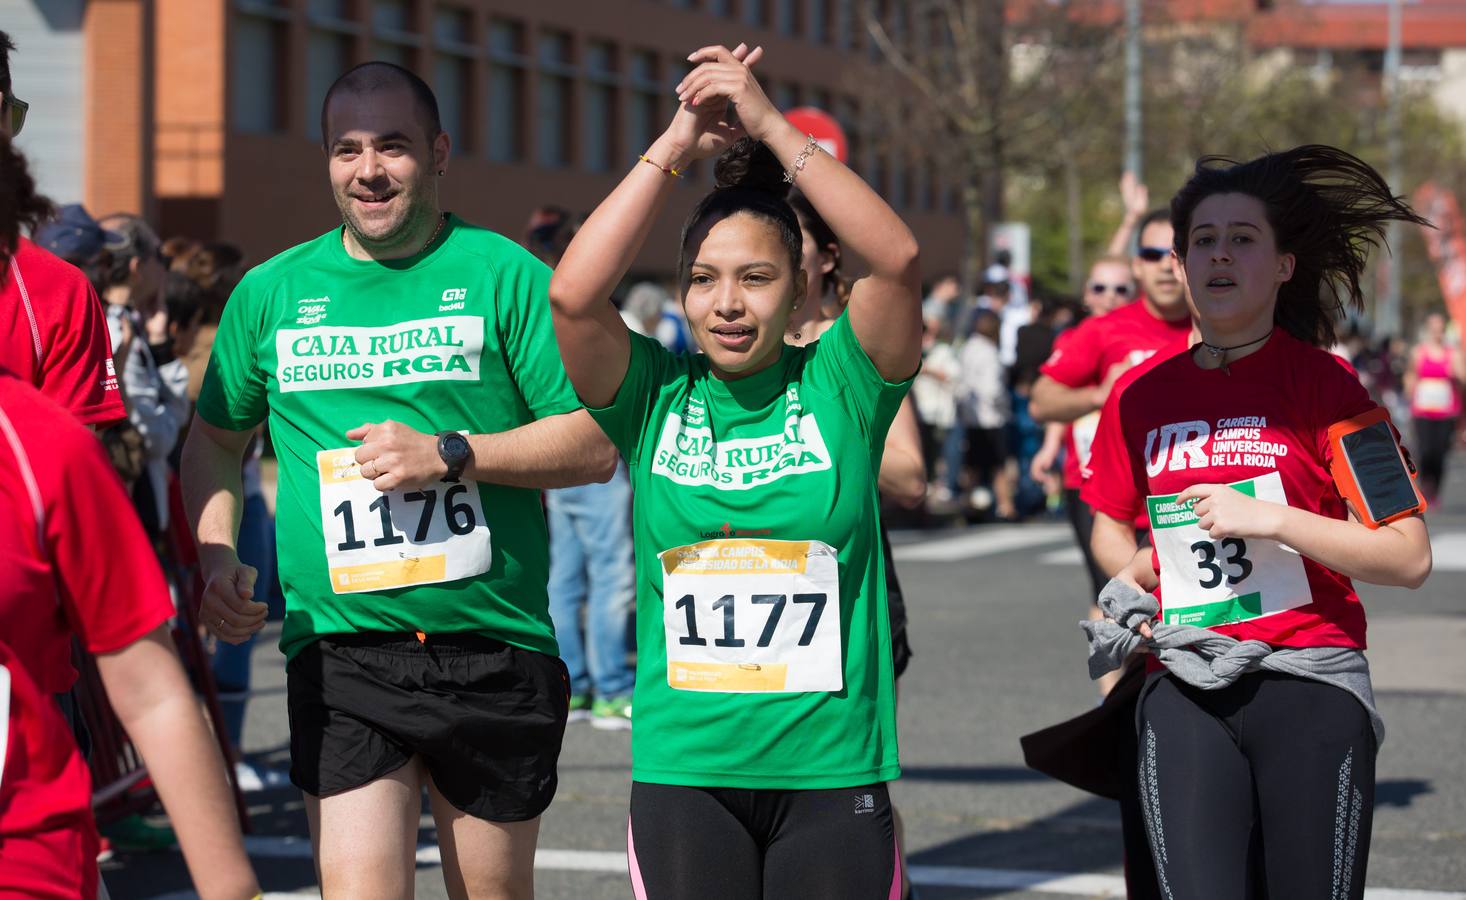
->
[181,62,615,898]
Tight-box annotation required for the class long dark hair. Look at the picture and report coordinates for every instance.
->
[1170,145,1430,348]
[0,135,53,272]
[677,138,803,290]
[788,188,851,310]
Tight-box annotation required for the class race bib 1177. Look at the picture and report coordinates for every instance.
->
[659,538,842,693]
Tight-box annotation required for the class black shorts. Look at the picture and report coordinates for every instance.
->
[286,632,569,822]
[628,781,899,900]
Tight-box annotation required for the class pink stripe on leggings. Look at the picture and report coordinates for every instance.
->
[627,818,649,900]
[889,833,904,900]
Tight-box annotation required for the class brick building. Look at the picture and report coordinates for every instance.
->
[5,0,969,276]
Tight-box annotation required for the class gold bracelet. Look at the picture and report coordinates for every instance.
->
[638,154,682,178]
[783,134,821,184]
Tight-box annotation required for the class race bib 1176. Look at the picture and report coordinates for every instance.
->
[317,448,491,594]
[1148,471,1312,628]
[658,538,842,693]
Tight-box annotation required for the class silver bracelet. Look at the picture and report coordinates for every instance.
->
[784,134,821,184]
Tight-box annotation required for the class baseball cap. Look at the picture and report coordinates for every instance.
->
[34,204,124,263]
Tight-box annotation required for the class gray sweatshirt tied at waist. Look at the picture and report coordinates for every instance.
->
[1082,578,1384,746]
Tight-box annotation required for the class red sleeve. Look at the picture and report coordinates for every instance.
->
[28,247,126,427]
[1081,375,1147,523]
[1317,352,1378,470]
[1038,318,1103,388]
[43,415,172,656]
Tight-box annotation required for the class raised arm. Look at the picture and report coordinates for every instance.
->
[676,45,921,381]
[1104,171,1149,257]
[550,44,765,407]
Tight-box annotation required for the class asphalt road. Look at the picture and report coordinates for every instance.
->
[105,492,1466,899]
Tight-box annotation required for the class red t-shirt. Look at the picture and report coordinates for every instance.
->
[2,238,126,426]
[1039,300,1191,489]
[1083,331,1376,649]
[0,638,99,900]
[0,373,174,695]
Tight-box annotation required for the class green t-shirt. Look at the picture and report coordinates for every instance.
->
[197,216,578,661]
[589,313,911,789]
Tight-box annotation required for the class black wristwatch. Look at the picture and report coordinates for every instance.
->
[436,430,472,482]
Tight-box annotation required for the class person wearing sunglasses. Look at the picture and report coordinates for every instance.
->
[1082,255,1135,317]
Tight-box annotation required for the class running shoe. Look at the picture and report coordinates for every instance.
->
[567,692,592,723]
[590,695,632,731]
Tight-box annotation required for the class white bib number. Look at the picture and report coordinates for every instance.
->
[1073,410,1102,470]
[659,539,842,693]
[1414,377,1455,413]
[1147,471,1311,628]
[317,448,491,594]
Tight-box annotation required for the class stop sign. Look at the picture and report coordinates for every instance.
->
[784,107,848,163]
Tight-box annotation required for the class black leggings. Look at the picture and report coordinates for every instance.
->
[628,781,899,900]
[1063,489,1110,600]
[1412,416,1455,500]
[1137,672,1375,900]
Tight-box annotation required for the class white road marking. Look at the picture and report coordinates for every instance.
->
[1428,531,1466,570]
[144,839,1464,899]
[1039,546,1083,566]
[892,524,1071,562]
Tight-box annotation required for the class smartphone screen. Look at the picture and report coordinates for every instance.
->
[1340,421,1419,522]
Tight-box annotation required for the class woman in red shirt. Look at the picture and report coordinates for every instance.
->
[1084,146,1432,900]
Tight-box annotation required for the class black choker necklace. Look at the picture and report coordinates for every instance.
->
[1200,329,1272,373]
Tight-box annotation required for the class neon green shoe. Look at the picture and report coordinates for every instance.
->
[591,695,632,731]
[567,692,592,723]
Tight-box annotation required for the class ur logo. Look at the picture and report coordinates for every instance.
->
[440,288,468,311]
[1144,419,1211,477]
[853,793,876,815]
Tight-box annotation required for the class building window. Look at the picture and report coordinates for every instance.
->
[232,6,288,134]
[537,30,575,168]
[627,50,660,167]
[771,82,798,111]
[743,0,766,29]
[775,0,799,35]
[488,19,526,163]
[306,2,356,141]
[584,40,618,173]
[434,8,473,152]
[807,0,828,43]
[370,0,417,68]
[834,0,853,49]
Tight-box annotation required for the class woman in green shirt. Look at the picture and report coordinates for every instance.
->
[549,43,922,899]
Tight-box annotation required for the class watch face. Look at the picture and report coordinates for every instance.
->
[443,433,469,459]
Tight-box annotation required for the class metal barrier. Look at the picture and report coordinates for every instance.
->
[74,474,250,833]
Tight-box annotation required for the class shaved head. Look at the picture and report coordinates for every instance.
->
[321,61,441,147]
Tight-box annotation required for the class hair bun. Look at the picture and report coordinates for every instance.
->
[713,137,790,197]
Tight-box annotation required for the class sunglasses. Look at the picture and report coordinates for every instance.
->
[1136,246,1170,262]
[2,95,27,137]
[1089,282,1131,296]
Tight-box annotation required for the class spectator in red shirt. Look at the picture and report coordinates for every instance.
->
[0,368,260,899]
[0,34,125,428]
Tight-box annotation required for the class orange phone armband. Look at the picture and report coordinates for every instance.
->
[1327,406,1426,528]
